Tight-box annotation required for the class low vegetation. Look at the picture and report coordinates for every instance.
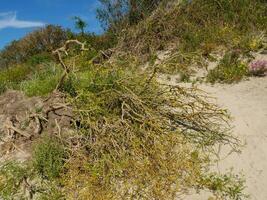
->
[117,0,266,76]
[0,64,32,93]
[249,60,267,77]
[20,63,61,96]
[0,49,245,199]
[1,0,266,199]
[207,51,249,84]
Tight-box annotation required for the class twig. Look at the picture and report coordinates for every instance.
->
[4,124,31,138]
[52,39,89,90]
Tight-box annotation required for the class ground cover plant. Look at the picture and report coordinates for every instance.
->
[20,62,62,97]
[249,60,267,77]
[207,51,249,84]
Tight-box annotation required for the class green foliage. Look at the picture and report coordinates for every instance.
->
[120,0,266,63]
[59,74,77,97]
[27,53,52,66]
[199,172,248,200]
[0,64,32,94]
[96,0,163,33]
[0,161,65,200]
[0,53,245,200]
[0,1,257,199]
[207,51,248,83]
[37,185,65,200]
[96,0,128,33]
[53,60,241,199]
[72,16,87,35]
[20,63,61,96]
[33,136,67,180]
[0,25,68,68]
[0,162,31,199]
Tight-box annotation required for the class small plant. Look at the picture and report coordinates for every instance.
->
[33,136,67,180]
[207,51,248,83]
[249,60,267,77]
[199,172,248,200]
[20,63,61,96]
[0,162,31,199]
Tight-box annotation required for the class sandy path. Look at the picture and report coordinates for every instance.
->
[181,76,267,200]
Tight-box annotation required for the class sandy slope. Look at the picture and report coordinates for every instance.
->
[157,73,267,199]
[181,76,267,200]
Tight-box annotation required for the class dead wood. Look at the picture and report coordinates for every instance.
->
[52,39,89,90]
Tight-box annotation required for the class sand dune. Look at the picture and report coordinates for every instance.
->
[180,76,267,200]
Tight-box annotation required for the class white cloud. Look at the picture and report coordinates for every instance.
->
[0,12,45,29]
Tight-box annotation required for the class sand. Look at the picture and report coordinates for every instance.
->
[180,76,267,200]
[157,72,267,199]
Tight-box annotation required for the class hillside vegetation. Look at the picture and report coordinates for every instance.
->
[0,0,266,199]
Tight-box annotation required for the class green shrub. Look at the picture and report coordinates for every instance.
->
[27,53,52,66]
[33,136,67,180]
[59,74,77,97]
[207,51,248,83]
[55,61,242,199]
[0,25,68,68]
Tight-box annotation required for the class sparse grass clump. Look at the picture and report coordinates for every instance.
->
[207,51,248,83]
[33,136,67,180]
[199,172,247,200]
[0,64,32,94]
[20,63,61,96]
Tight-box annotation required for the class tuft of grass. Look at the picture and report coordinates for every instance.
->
[0,64,32,94]
[207,51,248,83]
[32,136,67,180]
[20,63,61,97]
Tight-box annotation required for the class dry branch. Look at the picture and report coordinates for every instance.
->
[52,39,89,89]
[4,123,31,139]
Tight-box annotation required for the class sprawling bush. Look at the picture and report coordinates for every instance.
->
[52,60,242,199]
[0,58,244,199]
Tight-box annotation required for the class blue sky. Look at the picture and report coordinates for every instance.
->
[0,0,102,49]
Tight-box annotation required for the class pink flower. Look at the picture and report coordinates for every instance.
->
[249,60,267,76]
